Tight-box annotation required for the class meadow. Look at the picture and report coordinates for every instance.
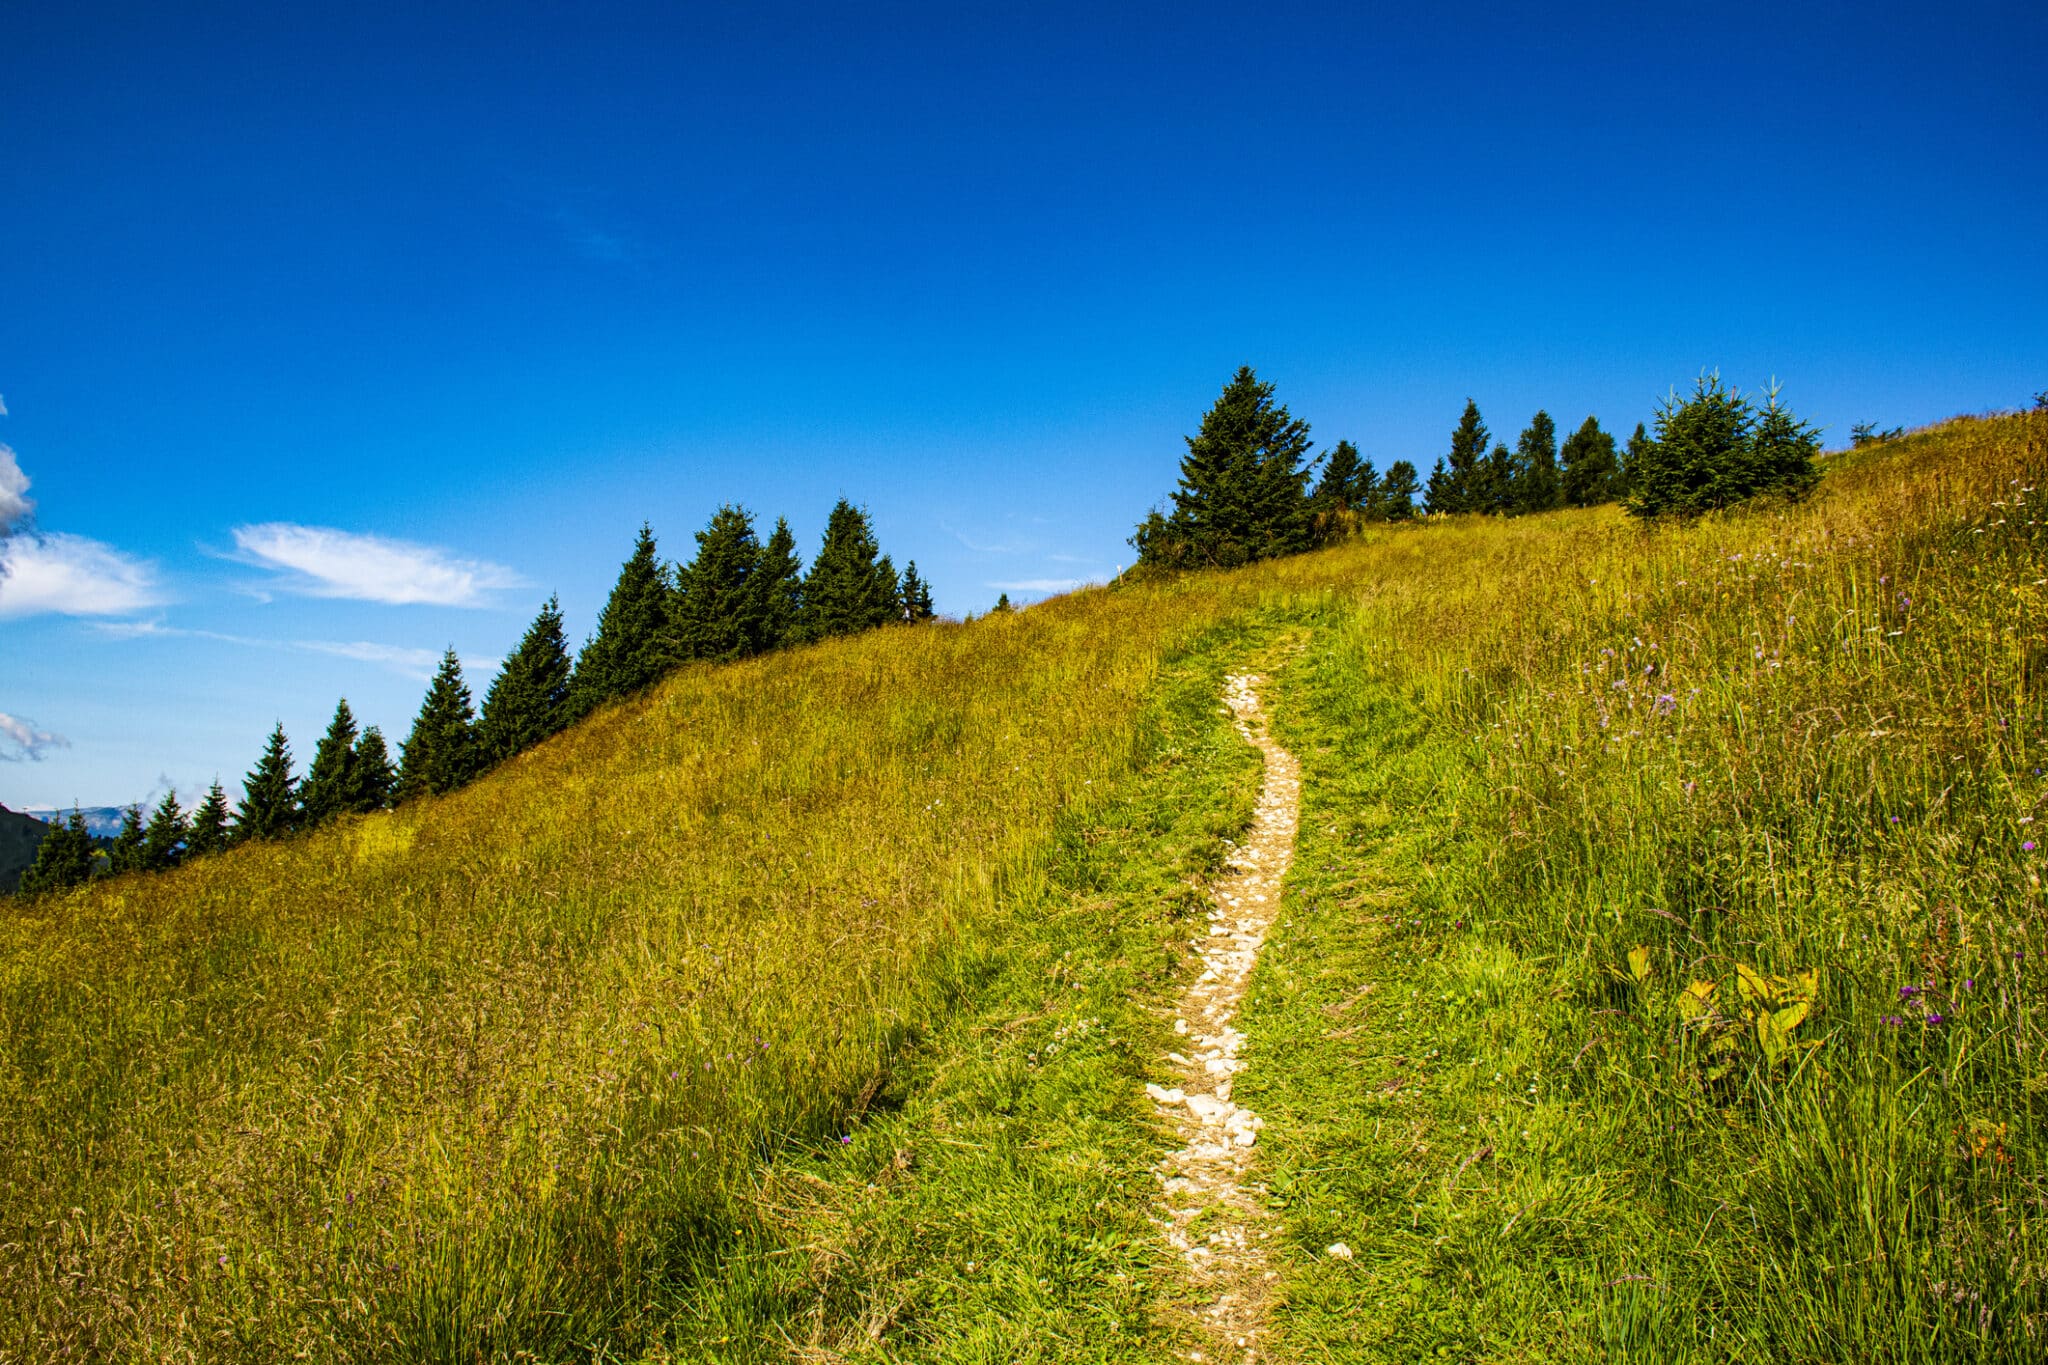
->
[1241,408,2048,1359]
[2,408,2042,1361]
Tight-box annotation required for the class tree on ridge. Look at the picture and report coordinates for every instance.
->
[397,649,480,800]
[235,724,299,842]
[478,596,574,764]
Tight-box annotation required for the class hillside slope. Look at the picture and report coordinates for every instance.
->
[2,410,2042,1362]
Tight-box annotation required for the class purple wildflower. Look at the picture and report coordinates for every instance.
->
[1963,979,1975,991]
[1654,693,1677,715]
[1899,985,1919,997]
[2026,841,2038,853]
[1927,1013,1946,1025]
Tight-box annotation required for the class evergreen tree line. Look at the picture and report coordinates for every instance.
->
[1133,365,1412,570]
[1423,401,1636,516]
[1132,366,1825,571]
[17,500,932,894]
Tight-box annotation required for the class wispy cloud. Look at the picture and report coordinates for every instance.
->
[293,639,442,673]
[229,523,524,607]
[96,619,497,681]
[988,577,1089,596]
[0,532,165,618]
[0,444,32,533]
[0,710,68,762]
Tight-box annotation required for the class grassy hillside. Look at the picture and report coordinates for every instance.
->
[1242,410,2048,1360]
[3,409,2042,1361]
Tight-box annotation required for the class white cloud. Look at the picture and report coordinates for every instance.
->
[93,621,494,681]
[229,523,524,607]
[988,577,1089,595]
[0,444,32,533]
[0,532,164,618]
[294,639,440,676]
[0,710,68,762]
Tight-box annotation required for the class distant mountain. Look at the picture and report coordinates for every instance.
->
[0,805,53,894]
[23,806,132,839]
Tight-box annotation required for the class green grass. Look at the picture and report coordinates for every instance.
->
[1239,411,2048,1360]
[4,410,2042,1361]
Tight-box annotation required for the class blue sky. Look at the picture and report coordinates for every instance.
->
[3,0,2044,810]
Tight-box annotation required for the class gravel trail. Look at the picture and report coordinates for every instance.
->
[1149,673,1300,1364]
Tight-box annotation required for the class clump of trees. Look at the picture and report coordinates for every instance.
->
[1133,366,1416,570]
[1624,375,1821,518]
[1424,402,1627,515]
[15,501,933,895]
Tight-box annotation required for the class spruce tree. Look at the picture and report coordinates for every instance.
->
[797,501,901,640]
[1627,374,1822,518]
[1313,440,1364,510]
[108,804,146,875]
[19,808,96,894]
[754,517,805,649]
[1560,415,1620,507]
[994,592,1012,613]
[1139,366,1315,567]
[1750,381,1823,502]
[1619,422,1651,500]
[1440,400,1490,514]
[142,791,188,871]
[1378,461,1421,520]
[186,782,232,857]
[1479,442,1518,516]
[900,561,936,621]
[478,596,573,763]
[571,524,677,713]
[299,699,359,827]
[1424,458,1456,515]
[398,649,480,799]
[350,728,397,812]
[235,724,299,841]
[1515,411,1560,513]
[1351,458,1382,512]
[673,507,768,662]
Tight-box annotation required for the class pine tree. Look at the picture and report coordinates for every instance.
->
[1137,366,1315,567]
[142,791,188,871]
[478,596,573,763]
[994,592,1012,613]
[1750,381,1823,502]
[899,561,936,621]
[1439,400,1491,514]
[1312,440,1363,510]
[19,808,96,894]
[754,517,805,649]
[1424,458,1456,515]
[1619,422,1651,500]
[1515,410,1560,513]
[1479,442,1518,516]
[1627,374,1823,518]
[797,501,901,640]
[673,507,769,662]
[299,699,359,827]
[1378,461,1421,520]
[350,728,397,812]
[571,524,677,713]
[1351,458,1382,512]
[108,804,146,875]
[186,782,232,857]
[235,724,299,841]
[398,649,480,800]
[1560,415,1620,507]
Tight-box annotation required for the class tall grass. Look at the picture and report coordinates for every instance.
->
[0,586,1271,1360]
[1245,410,2048,1358]
[4,410,2040,1359]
